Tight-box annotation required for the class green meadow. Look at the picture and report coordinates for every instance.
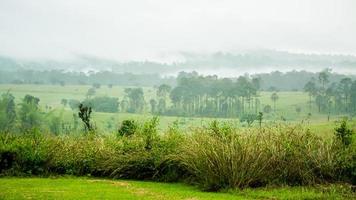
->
[0,84,345,132]
[1,84,355,200]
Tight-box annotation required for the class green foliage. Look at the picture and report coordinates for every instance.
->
[24,94,40,105]
[271,92,279,111]
[82,96,119,113]
[0,92,16,132]
[46,111,64,136]
[174,124,341,190]
[240,113,257,126]
[141,116,160,150]
[117,119,138,137]
[78,103,93,132]
[0,120,355,191]
[124,88,145,113]
[208,120,233,138]
[19,95,42,132]
[149,99,157,114]
[334,119,354,146]
[168,72,260,118]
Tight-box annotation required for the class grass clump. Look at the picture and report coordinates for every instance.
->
[174,122,346,191]
[0,119,355,192]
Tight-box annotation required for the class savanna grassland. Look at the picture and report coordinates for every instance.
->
[0,84,341,131]
[0,83,355,200]
[1,0,356,198]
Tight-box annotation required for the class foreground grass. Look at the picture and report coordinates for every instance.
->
[0,178,354,200]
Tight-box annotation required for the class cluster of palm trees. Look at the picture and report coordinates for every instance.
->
[304,69,356,115]
[162,72,262,117]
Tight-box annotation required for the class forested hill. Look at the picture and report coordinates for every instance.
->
[0,68,355,91]
[1,50,356,75]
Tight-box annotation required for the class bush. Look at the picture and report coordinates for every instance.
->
[334,119,354,146]
[239,114,258,126]
[107,117,163,179]
[0,122,354,190]
[263,105,272,113]
[141,116,159,150]
[117,120,138,137]
[333,119,355,184]
[0,131,53,175]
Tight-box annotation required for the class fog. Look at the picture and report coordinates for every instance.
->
[1,0,356,64]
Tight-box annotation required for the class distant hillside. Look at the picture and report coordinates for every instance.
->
[1,50,356,75]
[182,50,356,68]
[0,56,22,71]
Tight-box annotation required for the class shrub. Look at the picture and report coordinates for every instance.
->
[141,116,159,150]
[117,120,138,137]
[0,122,354,190]
[334,119,354,146]
[333,119,355,184]
[0,130,54,175]
[239,114,257,126]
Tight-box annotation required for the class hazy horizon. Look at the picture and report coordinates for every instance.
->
[1,0,356,62]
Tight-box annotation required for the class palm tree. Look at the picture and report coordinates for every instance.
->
[149,99,157,114]
[271,92,279,112]
[338,78,352,112]
[318,69,330,90]
[304,80,317,112]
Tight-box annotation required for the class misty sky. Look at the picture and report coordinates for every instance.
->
[0,0,355,62]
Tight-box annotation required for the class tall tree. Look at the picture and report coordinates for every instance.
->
[124,88,145,113]
[149,99,157,114]
[19,95,42,132]
[271,92,279,112]
[0,92,16,133]
[350,81,356,114]
[338,78,352,112]
[304,80,317,112]
[156,84,171,113]
[318,68,330,90]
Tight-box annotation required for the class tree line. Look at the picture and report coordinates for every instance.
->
[155,72,262,118]
[1,68,354,91]
[59,72,272,121]
[304,69,356,117]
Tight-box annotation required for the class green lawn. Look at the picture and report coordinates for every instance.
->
[0,178,354,200]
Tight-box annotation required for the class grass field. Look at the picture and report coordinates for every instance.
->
[0,84,351,132]
[1,85,355,200]
[0,84,317,116]
[0,178,354,200]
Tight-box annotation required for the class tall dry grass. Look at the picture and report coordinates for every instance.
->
[0,121,354,190]
[174,123,339,190]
